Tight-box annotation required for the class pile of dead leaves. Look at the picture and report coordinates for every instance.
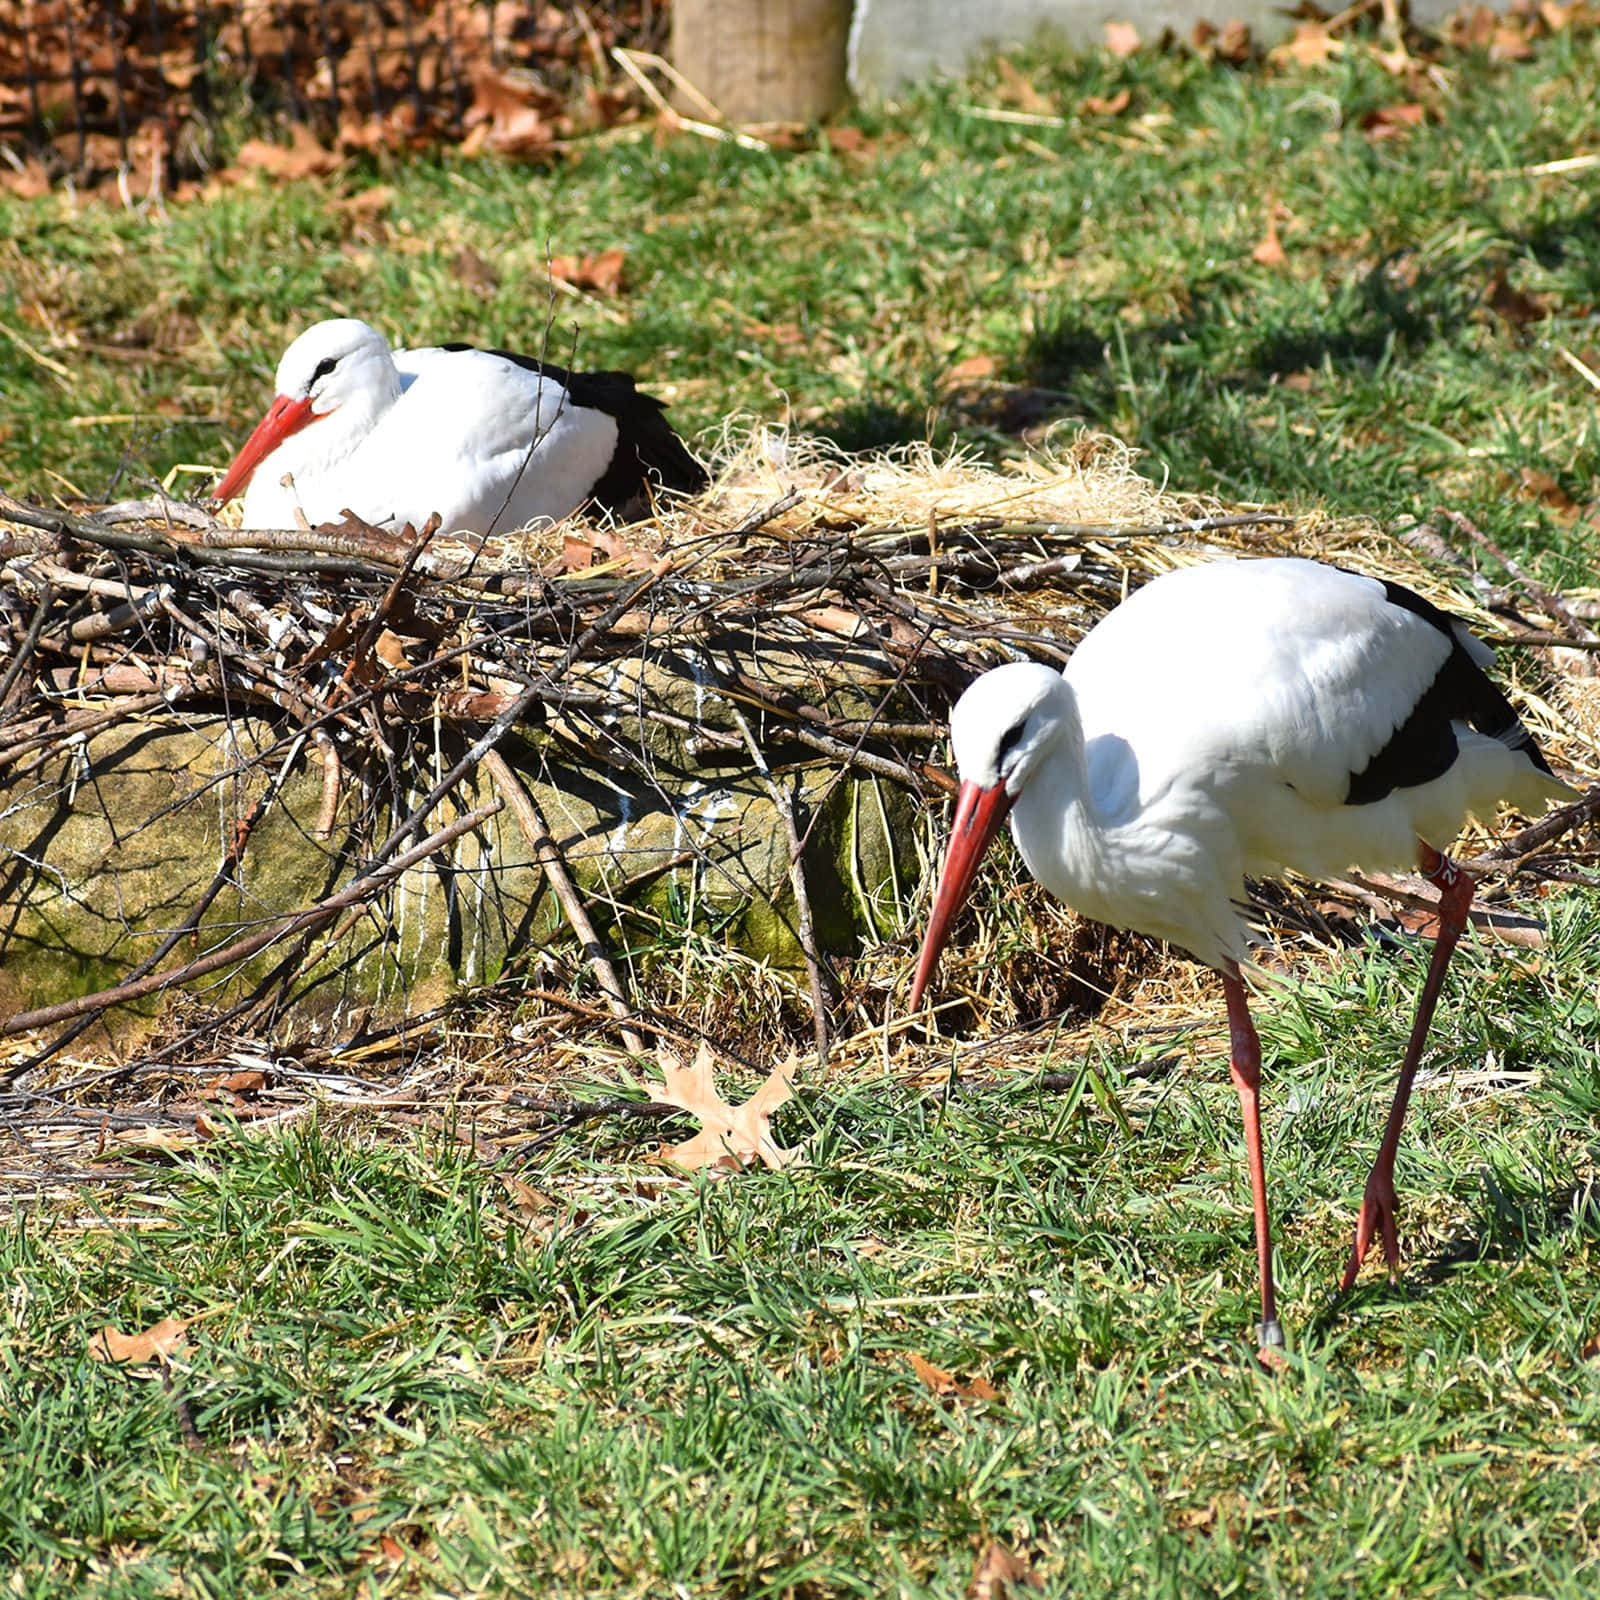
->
[0,0,664,199]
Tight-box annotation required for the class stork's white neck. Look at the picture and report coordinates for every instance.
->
[1004,680,1113,906]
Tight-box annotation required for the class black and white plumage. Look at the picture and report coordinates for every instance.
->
[213,318,707,535]
[908,556,1571,1353]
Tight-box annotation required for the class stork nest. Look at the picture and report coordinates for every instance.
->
[2,426,1597,1188]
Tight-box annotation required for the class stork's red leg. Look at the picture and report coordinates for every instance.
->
[1222,968,1284,1357]
[1341,845,1475,1291]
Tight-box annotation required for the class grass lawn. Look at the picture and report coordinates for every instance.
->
[3,20,1600,1598]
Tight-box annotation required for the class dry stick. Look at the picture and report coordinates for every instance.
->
[509,987,711,1055]
[1464,782,1600,869]
[0,493,414,582]
[0,579,56,710]
[0,802,501,1038]
[729,704,832,1068]
[1395,521,1501,605]
[347,513,444,670]
[0,689,182,767]
[1326,872,1547,948]
[481,748,646,1058]
[383,570,663,859]
[1490,629,1600,652]
[1440,507,1600,644]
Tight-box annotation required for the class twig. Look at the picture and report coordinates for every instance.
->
[1439,507,1599,645]
[1463,783,1600,868]
[482,749,645,1057]
[0,579,55,710]
[1326,872,1547,948]
[0,802,502,1039]
[729,705,832,1068]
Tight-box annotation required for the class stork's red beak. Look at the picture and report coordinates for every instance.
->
[908,779,1016,1010]
[213,394,317,501]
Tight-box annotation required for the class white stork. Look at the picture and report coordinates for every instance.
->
[213,318,706,535]
[909,556,1572,1356]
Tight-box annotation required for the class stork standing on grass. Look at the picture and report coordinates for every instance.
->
[213,319,706,536]
[907,557,1572,1355]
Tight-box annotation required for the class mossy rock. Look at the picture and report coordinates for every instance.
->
[0,701,923,1029]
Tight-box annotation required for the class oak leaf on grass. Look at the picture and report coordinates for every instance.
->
[654,1043,805,1173]
[907,1351,1003,1404]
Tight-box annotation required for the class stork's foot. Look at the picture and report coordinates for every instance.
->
[1256,1317,1288,1372]
[1341,1163,1402,1291]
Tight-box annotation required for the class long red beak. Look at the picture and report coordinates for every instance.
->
[908,779,1016,1010]
[213,393,317,501]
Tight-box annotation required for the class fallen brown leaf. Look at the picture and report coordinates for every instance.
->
[1273,23,1342,69]
[994,56,1054,116]
[548,248,627,295]
[89,1314,191,1364]
[1454,6,1501,49]
[826,125,873,155]
[943,353,999,385]
[1362,102,1427,141]
[1103,21,1141,59]
[212,1068,267,1096]
[967,1538,1043,1598]
[1486,269,1549,328]
[1490,23,1535,62]
[561,526,657,574]
[1518,466,1577,512]
[655,1043,805,1173]
[233,123,340,180]
[334,184,395,220]
[907,1351,1003,1403]
[464,63,566,157]
[374,629,414,671]
[908,1351,958,1395]
[1215,21,1253,63]
[1252,212,1288,268]
[0,158,52,198]
[1079,88,1132,117]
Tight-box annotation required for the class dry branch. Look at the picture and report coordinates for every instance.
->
[0,802,502,1043]
[1,441,1594,1123]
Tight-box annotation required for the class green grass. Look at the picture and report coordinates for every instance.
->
[4,26,1600,1597]
[3,30,1599,577]
[5,895,1599,1595]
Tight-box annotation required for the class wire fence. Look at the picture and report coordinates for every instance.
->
[0,1,662,182]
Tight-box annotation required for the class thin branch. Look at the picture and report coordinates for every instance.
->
[482,748,645,1057]
[0,802,502,1042]
[729,704,832,1068]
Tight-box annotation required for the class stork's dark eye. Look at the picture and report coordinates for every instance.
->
[996,721,1026,764]
[310,356,337,383]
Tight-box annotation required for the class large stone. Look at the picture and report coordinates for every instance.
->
[0,670,921,1027]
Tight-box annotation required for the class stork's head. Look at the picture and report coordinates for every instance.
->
[949,660,1071,797]
[214,319,398,501]
[909,661,1070,1009]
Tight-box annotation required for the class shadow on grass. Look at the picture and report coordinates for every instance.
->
[810,399,940,456]
[1301,1170,1600,1338]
